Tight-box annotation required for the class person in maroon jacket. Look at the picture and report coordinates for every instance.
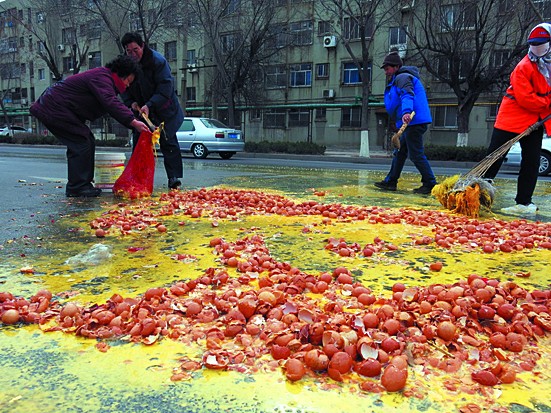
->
[30,55,149,197]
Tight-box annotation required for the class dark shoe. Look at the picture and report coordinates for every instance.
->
[168,177,182,189]
[66,187,102,197]
[374,180,397,191]
[413,185,435,195]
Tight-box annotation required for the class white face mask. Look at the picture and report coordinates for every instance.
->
[530,42,551,57]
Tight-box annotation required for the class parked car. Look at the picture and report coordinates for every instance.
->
[503,137,551,176]
[0,125,28,137]
[176,117,244,159]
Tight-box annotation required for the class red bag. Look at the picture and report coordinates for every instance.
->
[113,130,156,199]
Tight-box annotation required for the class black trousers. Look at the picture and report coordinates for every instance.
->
[483,127,543,205]
[44,122,96,193]
[132,129,183,179]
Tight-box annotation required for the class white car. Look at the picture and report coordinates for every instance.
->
[504,137,551,176]
[0,125,28,137]
[176,117,244,159]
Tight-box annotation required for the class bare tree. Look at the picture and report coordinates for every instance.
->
[80,0,135,54]
[406,0,539,146]
[0,52,21,128]
[317,0,399,156]
[188,0,283,128]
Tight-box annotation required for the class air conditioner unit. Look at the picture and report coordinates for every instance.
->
[400,0,415,10]
[323,35,337,48]
[57,44,65,52]
[390,43,407,58]
[188,63,198,73]
[322,89,335,99]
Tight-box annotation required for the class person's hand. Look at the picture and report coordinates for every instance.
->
[130,119,149,133]
[131,102,140,113]
[402,113,412,124]
[140,105,150,117]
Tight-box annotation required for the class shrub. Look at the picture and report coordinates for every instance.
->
[97,138,129,147]
[424,145,487,162]
[245,141,326,155]
[4,133,129,147]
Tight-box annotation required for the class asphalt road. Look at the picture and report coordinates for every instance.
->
[0,144,548,246]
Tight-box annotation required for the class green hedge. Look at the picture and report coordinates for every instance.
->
[3,134,489,161]
[2,133,129,147]
[244,141,326,155]
[424,145,488,162]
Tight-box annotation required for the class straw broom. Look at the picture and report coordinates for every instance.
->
[432,114,551,217]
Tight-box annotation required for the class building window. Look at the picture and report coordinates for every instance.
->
[129,13,143,31]
[88,51,101,69]
[344,17,360,40]
[288,108,310,127]
[341,107,361,127]
[491,49,512,67]
[81,20,102,39]
[250,109,261,121]
[389,26,407,47]
[290,63,312,87]
[342,62,369,85]
[318,21,331,36]
[268,23,287,49]
[343,16,373,40]
[264,109,286,128]
[488,104,499,119]
[186,87,196,102]
[497,0,514,14]
[533,0,551,18]
[38,68,45,80]
[315,108,326,121]
[433,106,458,128]
[289,21,312,46]
[165,41,177,61]
[316,63,329,79]
[61,27,76,45]
[441,3,476,31]
[265,65,287,88]
[437,53,472,79]
[222,0,241,15]
[187,49,197,65]
[63,56,74,73]
[220,32,241,54]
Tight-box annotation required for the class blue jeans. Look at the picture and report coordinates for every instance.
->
[384,123,436,186]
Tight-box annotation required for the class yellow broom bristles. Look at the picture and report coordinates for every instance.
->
[431,175,492,218]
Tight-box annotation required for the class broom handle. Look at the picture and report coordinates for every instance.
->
[465,113,551,178]
[140,112,156,132]
[132,103,156,131]
[390,111,415,149]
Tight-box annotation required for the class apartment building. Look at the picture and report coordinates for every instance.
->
[0,0,542,149]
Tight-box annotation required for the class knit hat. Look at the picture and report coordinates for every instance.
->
[381,52,403,68]
[527,24,551,45]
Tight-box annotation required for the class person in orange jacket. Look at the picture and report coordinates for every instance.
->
[483,23,551,215]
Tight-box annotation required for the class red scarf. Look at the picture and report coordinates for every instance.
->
[111,73,127,93]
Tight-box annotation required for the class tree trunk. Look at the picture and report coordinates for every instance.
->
[227,85,236,128]
[359,84,371,157]
[455,100,474,147]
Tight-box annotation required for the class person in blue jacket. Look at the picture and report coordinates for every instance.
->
[121,32,184,189]
[374,52,437,194]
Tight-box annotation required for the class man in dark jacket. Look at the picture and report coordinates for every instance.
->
[30,56,149,197]
[121,32,184,189]
[374,52,437,194]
